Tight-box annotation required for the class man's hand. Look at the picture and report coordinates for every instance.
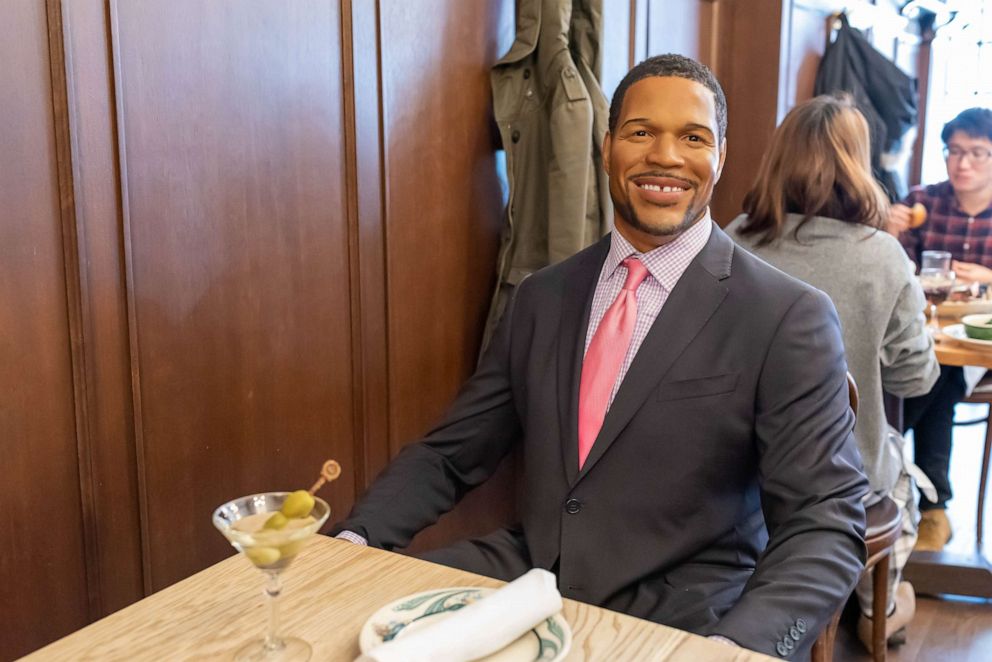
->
[886,203,913,236]
[952,260,992,285]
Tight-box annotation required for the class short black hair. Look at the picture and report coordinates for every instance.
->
[941,107,992,144]
[608,53,728,141]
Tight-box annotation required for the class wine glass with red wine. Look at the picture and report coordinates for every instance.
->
[919,267,955,333]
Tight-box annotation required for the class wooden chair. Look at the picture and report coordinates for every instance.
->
[953,373,992,546]
[811,375,904,662]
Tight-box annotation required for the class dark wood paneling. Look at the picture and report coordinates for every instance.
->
[110,0,357,590]
[711,0,787,224]
[61,0,145,615]
[344,0,391,493]
[378,0,516,552]
[0,1,90,658]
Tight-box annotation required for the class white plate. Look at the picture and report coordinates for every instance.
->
[358,586,571,662]
[942,323,992,349]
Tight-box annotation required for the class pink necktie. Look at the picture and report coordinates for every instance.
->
[577,257,650,468]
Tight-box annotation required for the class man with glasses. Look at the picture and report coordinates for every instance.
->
[889,107,992,551]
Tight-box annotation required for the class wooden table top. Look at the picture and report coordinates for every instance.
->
[24,536,776,661]
[933,336,992,369]
[934,318,992,369]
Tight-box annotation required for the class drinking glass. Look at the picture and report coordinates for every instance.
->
[213,492,331,661]
[919,267,955,333]
[921,250,952,272]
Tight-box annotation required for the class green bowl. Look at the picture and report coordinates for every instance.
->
[962,314,992,340]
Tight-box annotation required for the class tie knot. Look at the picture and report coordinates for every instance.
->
[621,257,649,292]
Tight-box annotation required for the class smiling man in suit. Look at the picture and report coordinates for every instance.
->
[332,54,868,660]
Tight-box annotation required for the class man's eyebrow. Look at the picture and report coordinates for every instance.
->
[684,123,715,135]
[619,117,650,129]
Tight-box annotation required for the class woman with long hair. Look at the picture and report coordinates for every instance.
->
[726,94,939,652]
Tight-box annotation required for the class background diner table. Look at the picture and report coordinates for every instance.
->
[902,317,992,598]
[22,536,777,661]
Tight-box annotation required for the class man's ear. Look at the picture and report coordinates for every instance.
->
[715,137,727,182]
[602,132,612,173]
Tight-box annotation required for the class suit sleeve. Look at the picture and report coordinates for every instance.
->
[711,289,869,659]
[329,288,524,550]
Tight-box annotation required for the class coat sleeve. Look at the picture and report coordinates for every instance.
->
[546,62,597,264]
[880,252,940,398]
[711,289,869,660]
[329,287,524,550]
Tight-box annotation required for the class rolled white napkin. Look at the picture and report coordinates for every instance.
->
[357,568,563,662]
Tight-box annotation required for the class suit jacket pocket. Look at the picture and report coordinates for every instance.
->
[656,373,738,402]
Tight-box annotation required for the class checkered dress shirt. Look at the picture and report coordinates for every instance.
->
[584,214,712,408]
[899,180,992,267]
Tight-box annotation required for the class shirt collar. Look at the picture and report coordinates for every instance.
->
[604,209,713,292]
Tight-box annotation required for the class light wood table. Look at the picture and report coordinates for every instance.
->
[903,327,992,598]
[933,333,992,370]
[23,536,776,661]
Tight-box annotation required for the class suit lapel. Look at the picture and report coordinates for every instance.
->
[574,224,735,482]
[557,237,611,486]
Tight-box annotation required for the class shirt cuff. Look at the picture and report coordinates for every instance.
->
[708,635,739,647]
[335,530,368,546]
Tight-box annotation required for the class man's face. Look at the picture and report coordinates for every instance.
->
[603,76,726,251]
[945,130,992,196]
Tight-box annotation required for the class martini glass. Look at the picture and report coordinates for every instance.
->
[213,492,330,661]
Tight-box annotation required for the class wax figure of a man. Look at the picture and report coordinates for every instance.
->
[333,54,868,661]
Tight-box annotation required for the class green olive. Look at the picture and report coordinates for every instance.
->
[263,512,288,530]
[280,490,315,519]
[279,539,307,558]
[245,546,281,567]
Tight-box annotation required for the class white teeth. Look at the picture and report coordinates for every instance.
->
[639,183,685,193]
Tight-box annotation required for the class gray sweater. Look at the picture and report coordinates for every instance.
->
[726,213,939,492]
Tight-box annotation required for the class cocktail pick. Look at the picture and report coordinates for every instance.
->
[308,459,342,496]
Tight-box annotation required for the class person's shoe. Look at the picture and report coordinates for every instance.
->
[857,581,916,653]
[915,508,952,552]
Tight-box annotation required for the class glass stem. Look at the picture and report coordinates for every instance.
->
[930,303,939,331]
[263,571,284,652]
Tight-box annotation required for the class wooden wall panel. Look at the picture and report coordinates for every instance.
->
[110,0,357,590]
[0,2,90,658]
[711,0,787,224]
[781,2,829,115]
[61,0,145,615]
[378,0,516,552]
[601,0,634,99]
[645,0,719,68]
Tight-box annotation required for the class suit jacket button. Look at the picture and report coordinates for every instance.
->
[796,618,807,633]
[789,626,800,640]
[783,637,794,651]
[776,641,788,657]
[565,498,582,514]
[511,129,521,143]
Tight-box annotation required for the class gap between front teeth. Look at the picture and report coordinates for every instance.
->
[640,184,685,192]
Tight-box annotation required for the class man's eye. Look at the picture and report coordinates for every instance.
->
[632,130,649,137]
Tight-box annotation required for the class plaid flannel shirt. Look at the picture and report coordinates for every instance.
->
[899,180,992,268]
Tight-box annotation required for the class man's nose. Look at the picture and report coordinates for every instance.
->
[645,135,685,167]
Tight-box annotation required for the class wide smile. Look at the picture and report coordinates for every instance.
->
[630,176,694,205]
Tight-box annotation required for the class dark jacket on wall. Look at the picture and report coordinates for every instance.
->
[482,0,612,351]
[814,13,917,200]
